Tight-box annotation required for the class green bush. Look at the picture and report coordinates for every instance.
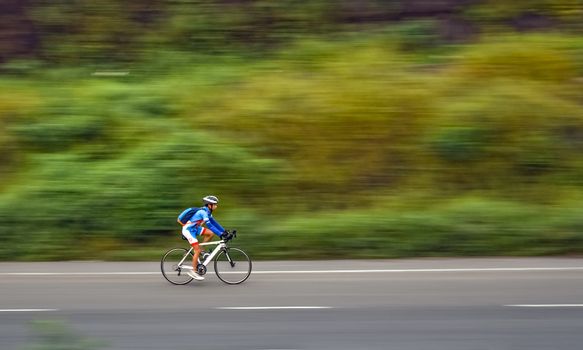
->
[248,197,581,259]
[21,320,106,350]
[2,32,583,260]
[13,115,106,151]
[0,130,282,259]
[452,34,579,83]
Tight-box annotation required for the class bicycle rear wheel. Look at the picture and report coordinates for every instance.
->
[214,247,252,285]
[161,248,194,285]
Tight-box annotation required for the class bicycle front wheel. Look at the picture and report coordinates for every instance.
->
[214,247,252,285]
[161,248,194,285]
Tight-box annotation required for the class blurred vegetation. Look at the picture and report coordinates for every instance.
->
[21,319,105,350]
[1,1,583,260]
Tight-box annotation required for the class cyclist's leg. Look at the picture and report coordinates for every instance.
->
[191,242,201,270]
[182,225,201,269]
[181,226,205,280]
[200,228,214,245]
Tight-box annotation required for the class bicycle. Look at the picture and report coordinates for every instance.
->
[160,230,252,285]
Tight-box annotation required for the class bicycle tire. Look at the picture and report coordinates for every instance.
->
[161,248,194,285]
[214,247,252,285]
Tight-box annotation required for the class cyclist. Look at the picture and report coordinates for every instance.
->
[181,195,227,281]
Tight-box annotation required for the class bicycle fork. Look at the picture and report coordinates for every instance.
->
[223,249,236,268]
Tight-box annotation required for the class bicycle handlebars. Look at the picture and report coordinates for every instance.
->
[221,229,237,242]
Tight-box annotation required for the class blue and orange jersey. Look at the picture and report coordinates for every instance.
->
[188,206,225,236]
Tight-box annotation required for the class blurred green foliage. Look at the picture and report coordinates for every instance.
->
[21,319,105,350]
[1,1,583,260]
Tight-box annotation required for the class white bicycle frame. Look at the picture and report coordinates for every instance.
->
[177,240,228,268]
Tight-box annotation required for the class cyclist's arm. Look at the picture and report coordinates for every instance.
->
[206,217,225,237]
[199,210,225,236]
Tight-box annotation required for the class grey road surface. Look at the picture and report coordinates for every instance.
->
[1,258,583,350]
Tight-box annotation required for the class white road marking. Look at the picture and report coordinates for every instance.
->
[0,309,58,312]
[1,266,583,276]
[216,306,332,310]
[505,304,583,308]
[253,267,583,274]
[1,272,156,276]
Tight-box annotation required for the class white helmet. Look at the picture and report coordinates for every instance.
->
[202,195,219,205]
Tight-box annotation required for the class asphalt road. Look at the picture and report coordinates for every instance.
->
[1,258,583,350]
